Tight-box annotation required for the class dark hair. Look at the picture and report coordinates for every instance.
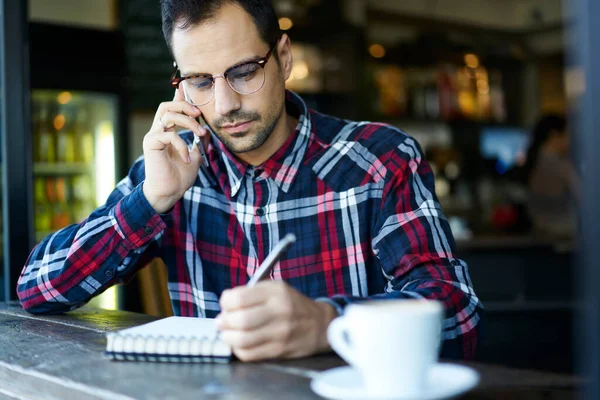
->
[523,114,567,180]
[160,0,281,52]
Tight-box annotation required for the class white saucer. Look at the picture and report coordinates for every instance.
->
[310,363,480,400]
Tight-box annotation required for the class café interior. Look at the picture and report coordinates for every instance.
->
[1,0,599,398]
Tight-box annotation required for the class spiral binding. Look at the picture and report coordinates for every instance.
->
[105,333,231,363]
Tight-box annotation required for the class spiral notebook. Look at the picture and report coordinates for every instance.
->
[105,316,232,363]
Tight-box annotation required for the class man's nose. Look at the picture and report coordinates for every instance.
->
[213,77,242,117]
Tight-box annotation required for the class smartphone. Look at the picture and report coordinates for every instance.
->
[194,114,210,168]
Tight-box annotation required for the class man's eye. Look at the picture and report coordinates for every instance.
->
[190,78,212,90]
[231,64,260,80]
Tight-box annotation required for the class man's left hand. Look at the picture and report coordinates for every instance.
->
[216,281,338,362]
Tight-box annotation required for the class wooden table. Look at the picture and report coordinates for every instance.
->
[0,304,582,399]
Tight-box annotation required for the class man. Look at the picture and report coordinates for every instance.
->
[18,0,483,361]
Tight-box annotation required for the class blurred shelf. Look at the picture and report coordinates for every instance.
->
[33,163,93,176]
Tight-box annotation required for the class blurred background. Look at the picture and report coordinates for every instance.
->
[0,0,585,375]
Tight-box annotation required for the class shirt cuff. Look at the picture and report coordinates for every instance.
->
[115,183,169,250]
[315,297,345,316]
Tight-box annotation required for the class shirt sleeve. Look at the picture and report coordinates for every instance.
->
[319,136,484,360]
[16,158,168,314]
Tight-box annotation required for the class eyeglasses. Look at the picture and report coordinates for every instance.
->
[170,42,278,106]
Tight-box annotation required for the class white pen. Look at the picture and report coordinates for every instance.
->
[247,233,296,286]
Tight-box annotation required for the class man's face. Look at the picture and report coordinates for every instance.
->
[171,3,289,155]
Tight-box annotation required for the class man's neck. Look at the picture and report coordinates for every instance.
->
[237,111,298,166]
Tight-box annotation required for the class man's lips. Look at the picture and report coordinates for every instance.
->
[220,120,253,134]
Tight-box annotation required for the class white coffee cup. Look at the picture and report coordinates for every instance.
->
[327,299,444,398]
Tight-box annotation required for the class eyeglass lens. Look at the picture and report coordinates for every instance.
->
[183,62,265,106]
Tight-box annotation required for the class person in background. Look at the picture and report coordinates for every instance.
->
[524,114,580,238]
[17,0,483,361]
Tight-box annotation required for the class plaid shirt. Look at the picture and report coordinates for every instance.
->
[18,91,483,359]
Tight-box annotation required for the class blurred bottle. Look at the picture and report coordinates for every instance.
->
[438,65,458,121]
[475,67,490,120]
[71,175,93,223]
[489,70,506,122]
[419,68,437,120]
[55,105,76,163]
[45,177,57,230]
[35,100,56,163]
[457,67,477,120]
[411,69,427,119]
[32,100,41,162]
[34,177,52,232]
[75,107,95,164]
[52,177,71,229]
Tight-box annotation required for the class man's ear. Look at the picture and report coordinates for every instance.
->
[277,34,293,81]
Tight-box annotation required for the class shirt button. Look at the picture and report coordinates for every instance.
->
[105,270,114,278]
[254,169,263,179]
[144,226,153,235]
[256,208,265,217]
[451,259,460,266]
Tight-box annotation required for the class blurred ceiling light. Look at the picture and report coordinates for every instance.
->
[279,17,293,30]
[57,91,72,105]
[435,177,450,198]
[369,44,385,59]
[54,114,65,131]
[477,80,490,94]
[460,67,473,79]
[445,162,461,180]
[465,53,479,69]
[291,61,309,80]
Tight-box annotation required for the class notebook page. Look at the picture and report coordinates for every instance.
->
[116,316,218,339]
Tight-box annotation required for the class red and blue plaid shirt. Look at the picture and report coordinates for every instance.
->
[17,91,483,359]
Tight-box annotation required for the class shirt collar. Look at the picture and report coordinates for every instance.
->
[203,90,312,197]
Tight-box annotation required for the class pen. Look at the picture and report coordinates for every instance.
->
[247,233,296,286]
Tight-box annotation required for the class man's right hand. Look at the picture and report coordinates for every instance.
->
[142,86,209,214]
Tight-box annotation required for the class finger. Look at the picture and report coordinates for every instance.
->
[230,319,311,361]
[232,340,285,362]
[173,84,184,101]
[219,286,270,312]
[219,325,272,351]
[156,111,207,136]
[149,130,191,163]
[157,102,201,121]
[217,305,272,331]
[156,90,201,119]
[173,82,201,115]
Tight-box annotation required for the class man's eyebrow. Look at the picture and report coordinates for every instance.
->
[181,54,263,77]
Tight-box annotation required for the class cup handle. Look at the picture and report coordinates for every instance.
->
[327,316,358,366]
